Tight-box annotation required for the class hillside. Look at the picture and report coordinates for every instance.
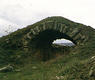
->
[0,16,95,80]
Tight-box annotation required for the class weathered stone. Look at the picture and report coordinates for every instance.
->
[31,29,36,35]
[54,21,58,30]
[26,32,31,39]
[63,26,68,33]
[0,64,14,72]
[35,26,40,33]
[22,18,92,49]
[89,66,95,77]
[42,23,46,30]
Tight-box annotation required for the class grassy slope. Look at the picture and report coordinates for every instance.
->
[0,17,95,80]
[0,47,95,80]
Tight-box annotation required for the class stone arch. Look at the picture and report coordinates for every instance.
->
[24,21,87,48]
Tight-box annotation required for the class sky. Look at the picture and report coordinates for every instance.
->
[0,0,95,37]
[53,39,73,43]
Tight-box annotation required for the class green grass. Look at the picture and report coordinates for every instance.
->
[0,49,95,80]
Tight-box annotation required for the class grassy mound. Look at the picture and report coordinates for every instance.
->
[0,16,95,80]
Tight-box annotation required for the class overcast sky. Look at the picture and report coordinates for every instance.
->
[0,0,95,37]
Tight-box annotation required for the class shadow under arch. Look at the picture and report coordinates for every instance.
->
[30,29,76,48]
[28,29,76,61]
